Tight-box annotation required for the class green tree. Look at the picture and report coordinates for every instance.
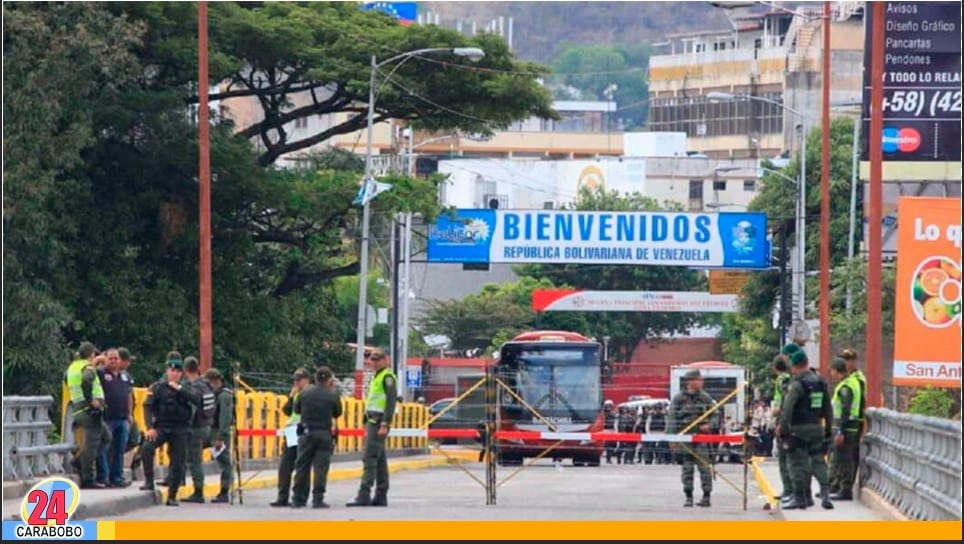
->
[549,43,650,129]
[2,2,554,396]
[721,118,872,387]
[908,386,957,419]
[517,187,709,360]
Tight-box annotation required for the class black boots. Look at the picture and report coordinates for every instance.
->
[270,498,289,507]
[820,487,835,510]
[182,489,205,503]
[371,493,388,507]
[346,494,372,507]
[696,493,711,508]
[683,493,694,507]
[830,490,853,501]
[211,489,229,503]
[783,494,808,510]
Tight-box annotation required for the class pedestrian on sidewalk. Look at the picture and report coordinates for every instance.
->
[66,341,112,490]
[777,351,833,511]
[290,366,342,509]
[181,357,217,503]
[97,348,135,488]
[347,352,396,507]
[204,368,234,503]
[270,368,311,507]
[139,354,200,506]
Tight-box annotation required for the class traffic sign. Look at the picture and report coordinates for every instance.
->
[405,367,422,389]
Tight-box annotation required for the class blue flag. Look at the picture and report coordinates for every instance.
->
[361,2,418,25]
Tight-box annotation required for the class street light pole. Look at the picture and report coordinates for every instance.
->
[818,0,832,374]
[197,1,213,373]
[354,48,485,393]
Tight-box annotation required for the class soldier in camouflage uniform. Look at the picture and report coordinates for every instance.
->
[668,369,719,508]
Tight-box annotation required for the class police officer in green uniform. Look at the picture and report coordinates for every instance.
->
[204,368,234,503]
[838,349,866,489]
[139,353,201,506]
[181,357,217,503]
[777,351,834,510]
[668,369,718,508]
[347,352,397,507]
[829,358,861,500]
[290,366,343,508]
[66,342,113,489]
[271,368,311,507]
[770,352,793,500]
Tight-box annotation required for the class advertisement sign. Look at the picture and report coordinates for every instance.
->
[426,209,769,268]
[532,289,739,313]
[708,270,753,295]
[893,197,962,387]
[861,2,962,162]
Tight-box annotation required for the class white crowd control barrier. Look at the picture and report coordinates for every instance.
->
[2,396,74,481]
[862,408,962,521]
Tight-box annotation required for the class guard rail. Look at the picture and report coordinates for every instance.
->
[862,407,962,521]
[2,396,73,481]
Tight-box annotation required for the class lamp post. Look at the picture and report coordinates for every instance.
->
[707,92,807,327]
[355,47,485,392]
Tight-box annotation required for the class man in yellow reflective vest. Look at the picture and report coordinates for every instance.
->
[829,358,862,500]
[347,352,397,507]
[66,341,112,489]
[838,349,867,484]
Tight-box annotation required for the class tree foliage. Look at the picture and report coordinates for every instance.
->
[549,43,651,129]
[3,2,551,392]
[908,386,958,419]
[721,118,887,388]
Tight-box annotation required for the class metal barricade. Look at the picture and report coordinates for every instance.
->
[2,396,74,481]
[862,407,962,521]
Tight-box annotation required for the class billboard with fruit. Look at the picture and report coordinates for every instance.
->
[893,197,962,388]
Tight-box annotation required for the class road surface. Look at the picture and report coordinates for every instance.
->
[108,460,774,521]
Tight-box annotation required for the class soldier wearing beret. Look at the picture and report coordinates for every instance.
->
[667,369,718,508]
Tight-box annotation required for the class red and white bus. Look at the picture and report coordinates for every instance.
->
[495,331,605,467]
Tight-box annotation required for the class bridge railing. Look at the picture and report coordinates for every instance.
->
[2,396,74,481]
[862,407,962,521]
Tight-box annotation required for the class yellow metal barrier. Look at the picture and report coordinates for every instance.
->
[61,383,428,467]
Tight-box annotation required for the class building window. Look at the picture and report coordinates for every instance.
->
[689,180,704,200]
[743,179,757,191]
[713,180,727,191]
[295,116,308,129]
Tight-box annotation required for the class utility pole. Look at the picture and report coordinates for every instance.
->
[866,1,885,409]
[818,1,832,374]
[197,1,213,372]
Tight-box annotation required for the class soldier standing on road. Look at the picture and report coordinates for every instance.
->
[603,400,617,464]
[290,366,343,508]
[66,342,112,489]
[668,370,718,508]
[829,358,861,501]
[347,352,397,507]
[838,349,866,489]
[204,368,234,503]
[771,351,793,501]
[271,368,311,507]
[777,351,834,511]
[181,357,217,503]
[139,354,201,506]
[617,406,636,465]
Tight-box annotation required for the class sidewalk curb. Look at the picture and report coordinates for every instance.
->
[157,456,453,504]
[750,457,783,518]
[858,487,910,521]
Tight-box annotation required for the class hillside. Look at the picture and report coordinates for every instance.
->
[423,1,732,62]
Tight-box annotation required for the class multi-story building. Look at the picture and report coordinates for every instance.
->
[647,2,866,159]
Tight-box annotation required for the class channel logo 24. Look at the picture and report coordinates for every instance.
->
[12,477,84,539]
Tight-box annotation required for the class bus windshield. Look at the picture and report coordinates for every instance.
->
[499,344,601,424]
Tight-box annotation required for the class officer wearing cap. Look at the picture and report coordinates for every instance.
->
[291,366,342,508]
[668,369,718,508]
[770,353,792,501]
[777,350,834,510]
[270,368,312,507]
[66,341,112,489]
[347,352,397,507]
[829,358,861,500]
[139,352,201,506]
[204,368,233,503]
[838,349,866,483]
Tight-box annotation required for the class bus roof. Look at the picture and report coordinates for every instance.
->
[509,331,593,343]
